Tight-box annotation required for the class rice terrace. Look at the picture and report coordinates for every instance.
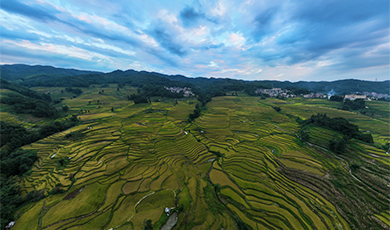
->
[1,77,389,230]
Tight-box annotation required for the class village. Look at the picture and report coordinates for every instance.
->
[255,88,327,99]
[255,88,389,100]
[163,86,389,101]
[343,92,389,101]
[163,86,195,97]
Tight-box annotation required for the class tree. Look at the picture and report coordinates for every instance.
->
[329,138,347,154]
[62,105,69,112]
[350,164,360,172]
[144,220,153,230]
[70,115,78,122]
[343,99,366,111]
[342,104,351,111]
[58,158,65,166]
[111,107,114,112]
[273,106,281,112]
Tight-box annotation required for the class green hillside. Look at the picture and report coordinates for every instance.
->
[2,85,388,230]
[0,80,82,228]
[2,64,389,94]
[0,64,101,82]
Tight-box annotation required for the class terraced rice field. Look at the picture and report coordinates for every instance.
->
[13,92,390,229]
[269,98,390,144]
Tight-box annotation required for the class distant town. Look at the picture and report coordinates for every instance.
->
[164,86,389,100]
[256,88,389,100]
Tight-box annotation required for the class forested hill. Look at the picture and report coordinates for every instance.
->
[0,79,58,118]
[0,64,101,81]
[1,64,389,94]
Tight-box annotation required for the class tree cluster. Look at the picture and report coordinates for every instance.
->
[141,85,185,98]
[196,93,212,106]
[65,87,83,96]
[0,78,51,102]
[0,117,79,228]
[1,171,45,228]
[1,117,78,159]
[188,104,202,121]
[299,113,373,145]
[329,138,347,154]
[289,87,311,95]
[128,94,149,104]
[329,95,344,102]
[1,94,58,118]
[342,99,366,111]
[1,149,38,177]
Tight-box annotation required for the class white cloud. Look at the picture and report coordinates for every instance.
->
[1,0,388,81]
[157,9,178,24]
[208,61,218,68]
[3,39,110,61]
[0,9,35,30]
[210,1,226,17]
[27,30,53,38]
[228,32,246,46]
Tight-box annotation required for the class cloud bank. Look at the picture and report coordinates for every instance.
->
[1,0,389,81]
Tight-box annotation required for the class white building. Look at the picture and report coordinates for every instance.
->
[344,95,367,100]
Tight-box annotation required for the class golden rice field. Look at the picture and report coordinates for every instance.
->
[10,88,390,230]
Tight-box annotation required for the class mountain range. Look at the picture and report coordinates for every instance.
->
[1,64,389,94]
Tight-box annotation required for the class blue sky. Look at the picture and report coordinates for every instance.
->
[1,0,389,81]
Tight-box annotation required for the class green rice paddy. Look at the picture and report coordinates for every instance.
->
[8,88,389,229]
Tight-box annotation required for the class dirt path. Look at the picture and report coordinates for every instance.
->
[161,212,178,230]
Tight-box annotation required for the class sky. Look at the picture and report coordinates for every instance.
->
[1,0,389,81]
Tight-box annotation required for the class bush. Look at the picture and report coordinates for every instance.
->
[329,138,347,154]
[273,106,281,112]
